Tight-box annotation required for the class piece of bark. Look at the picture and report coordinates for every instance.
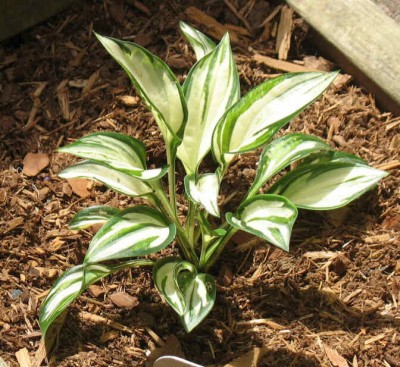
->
[56,80,70,121]
[185,6,239,43]
[118,95,139,106]
[275,5,294,60]
[2,217,24,234]
[89,285,105,298]
[253,54,324,73]
[303,56,334,72]
[15,348,31,367]
[67,178,91,198]
[108,292,139,309]
[324,345,349,367]
[22,153,50,176]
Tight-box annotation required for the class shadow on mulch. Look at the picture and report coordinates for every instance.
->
[259,349,320,367]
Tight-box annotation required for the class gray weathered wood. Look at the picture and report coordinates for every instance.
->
[286,0,400,115]
[0,0,74,41]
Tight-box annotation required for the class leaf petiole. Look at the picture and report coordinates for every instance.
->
[150,182,199,267]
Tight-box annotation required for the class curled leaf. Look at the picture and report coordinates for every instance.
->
[226,195,298,251]
[154,257,216,332]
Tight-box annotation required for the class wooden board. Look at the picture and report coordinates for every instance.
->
[0,0,74,41]
[286,0,400,115]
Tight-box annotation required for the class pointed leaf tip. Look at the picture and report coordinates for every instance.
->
[270,162,388,210]
[177,30,239,173]
[95,33,187,145]
[179,21,216,60]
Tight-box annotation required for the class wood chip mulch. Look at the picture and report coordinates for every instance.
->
[0,1,399,366]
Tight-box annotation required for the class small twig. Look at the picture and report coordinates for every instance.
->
[223,0,253,34]
[253,54,324,73]
[236,248,252,274]
[24,98,41,130]
[46,119,79,135]
[79,311,134,333]
[79,295,107,307]
[376,160,400,170]
[261,5,283,27]
[241,0,257,18]
[145,327,166,347]
[79,311,166,347]
[386,117,400,131]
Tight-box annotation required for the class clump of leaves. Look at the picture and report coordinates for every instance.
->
[39,23,387,335]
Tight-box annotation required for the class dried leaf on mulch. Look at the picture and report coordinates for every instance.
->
[22,153,49,176]
[323,345,349,367]
[0,1,399,367]
[108,292,139,309]
[66,178,91,198]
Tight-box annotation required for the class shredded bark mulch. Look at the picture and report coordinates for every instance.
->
[1,1,399,366]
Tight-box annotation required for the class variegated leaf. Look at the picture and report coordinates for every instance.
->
[69,205,120,230]
[212,72,338,167]
[178,272,216,332]
[177,33,240,173]
[39,260,152,336]
[269,162,388,210]
[184,173,220,217]
[58,132,147,172]
[59,161,153,197]
[179,21,216,60]
[154,257,216,332]
[58,132,168,180]
[248,133,331,197]
[84,207,176,264]
[299,150,368,166]
[95,33,187,144]
[39,264,109,336]
[226,195,298,251]
[153,257,188,316]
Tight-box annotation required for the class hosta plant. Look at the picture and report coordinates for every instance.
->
[39,22,387,335]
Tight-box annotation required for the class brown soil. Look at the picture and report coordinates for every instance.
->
[1,1,399,366]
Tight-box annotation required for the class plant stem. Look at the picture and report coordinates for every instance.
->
[186,200,197,247]
[245,185,260,200]
[150,184,198,267]
[202,226,238,272]
[166,144,177,213]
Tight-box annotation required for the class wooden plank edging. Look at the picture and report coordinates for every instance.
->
[286,0,400,115]
[0,0,75,41]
